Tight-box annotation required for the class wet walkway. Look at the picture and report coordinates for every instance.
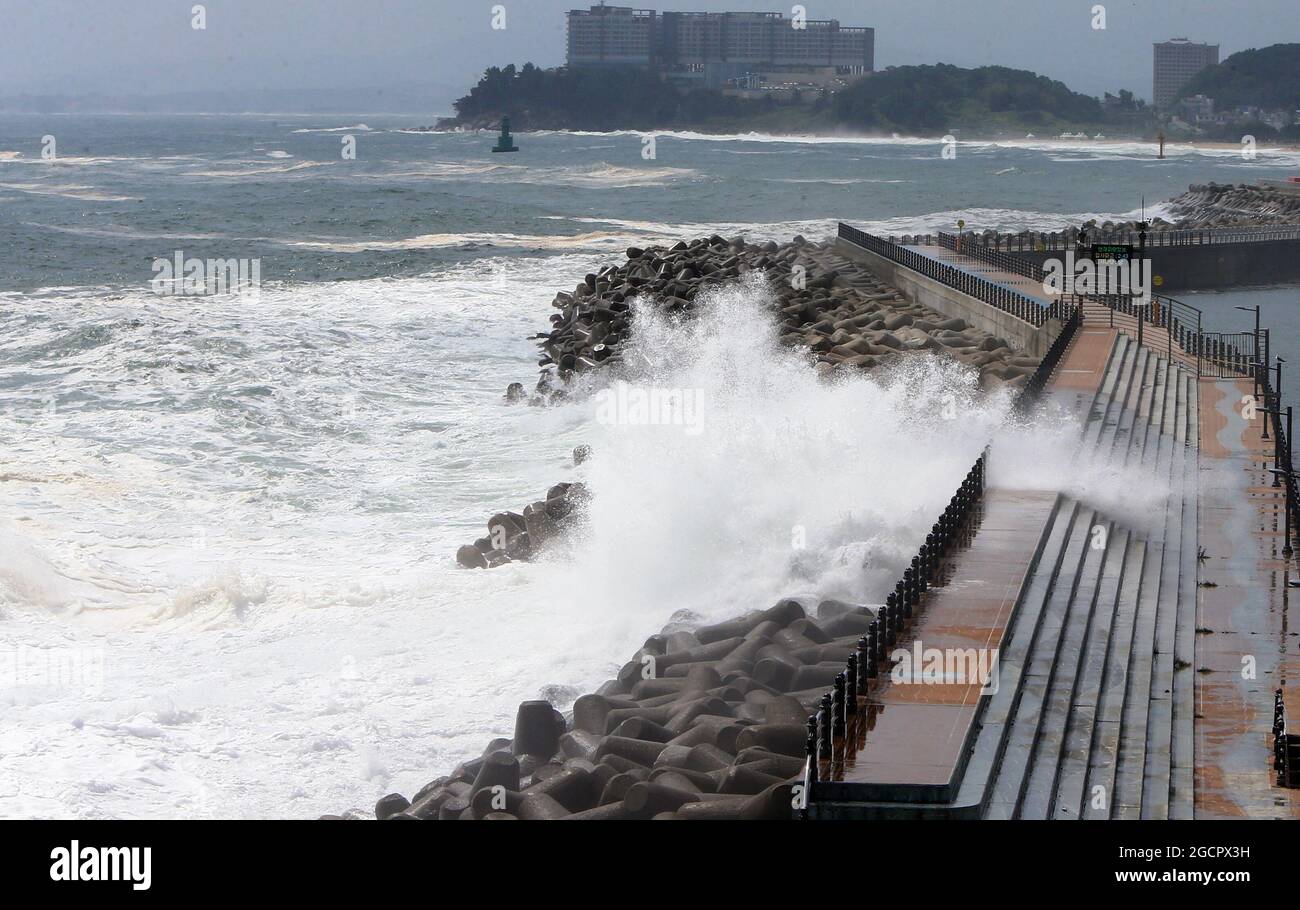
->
[904,242,1056,305]
[1196,378,1300,817]
[812,228,1300,818]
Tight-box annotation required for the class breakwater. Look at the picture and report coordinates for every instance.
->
[883,184,1300,291]
[454,235,1044,572]
[535,236,1039,389]
[342,234,1056,819]
[1169,183,1300,227]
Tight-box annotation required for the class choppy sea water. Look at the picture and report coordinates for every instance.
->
[0,114,1296,818]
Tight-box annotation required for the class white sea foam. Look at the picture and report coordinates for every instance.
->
[291,124,373,133]
[0,182,134,202]
[528,129,1300,164]
[281,229,654,253]
[188,160,329,177]
[318,200,1163,257]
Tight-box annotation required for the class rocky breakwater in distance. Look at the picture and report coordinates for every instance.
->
[454,234,1040,570]
[534,235,1037,393]
[979,184,1300,242]
[334,596,878,821]
[1166,182,1300,227]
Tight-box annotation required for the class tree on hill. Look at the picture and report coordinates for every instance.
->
[831,64,1104,133]
[1175,43,1300,111]
[453,64,686,130]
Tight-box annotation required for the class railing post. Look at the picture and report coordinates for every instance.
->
[1196,311,1202,378]
[1264,329,1272,438]
[1285,406,1294,558]
[805,716,819,789]
[846,653,858,718]
[818,695,832,760]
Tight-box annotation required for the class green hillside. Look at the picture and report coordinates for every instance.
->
[445,62,1146,136]
[1175,43,1300,110]
[832,64,1106,134]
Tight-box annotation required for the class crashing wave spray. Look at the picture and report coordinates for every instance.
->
[550,274,1170,633]
[554,274,1012,627]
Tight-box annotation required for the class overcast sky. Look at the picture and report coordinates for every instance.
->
[3,0,1296,110]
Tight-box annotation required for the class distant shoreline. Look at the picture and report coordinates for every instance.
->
[429,123,1300,154]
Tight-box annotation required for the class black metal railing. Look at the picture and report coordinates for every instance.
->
[802,312,1083,808]
[838,223,1059,329]
[840,221,1261,385]
[1276,690,1299,788]
[1257,362,1300,558]
[936,231,1045,283]
[804,447,989,803]
[1014,304,1080,414]
[954,223,1300,253]
[1070,291,1261,382]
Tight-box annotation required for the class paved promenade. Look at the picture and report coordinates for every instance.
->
[813,233,1300,817]
[1197,378,1300,817]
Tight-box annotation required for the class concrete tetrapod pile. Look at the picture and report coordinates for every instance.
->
[332,597,891,820]
[533,235,1034,395]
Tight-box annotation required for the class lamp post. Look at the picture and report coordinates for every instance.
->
[1262,357,1285,474]
[1136,220,1149,350]
[1266,461,1295,558]
[1274,360,1287,489]
[1235,304,1261,398]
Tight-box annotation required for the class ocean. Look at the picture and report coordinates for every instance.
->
[0,113,1296,818]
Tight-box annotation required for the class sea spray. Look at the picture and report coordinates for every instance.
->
[554,275,1010,627]
[545,274,1170,631]
[990,411,1172,538]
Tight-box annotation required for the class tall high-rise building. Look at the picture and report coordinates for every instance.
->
[1153,38,1219,109]
[566,5,659,66]
[566,5,873,73]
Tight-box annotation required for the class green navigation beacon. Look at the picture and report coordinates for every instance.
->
[492,117,519,153]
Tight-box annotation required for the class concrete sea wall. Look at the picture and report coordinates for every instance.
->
[833,238,1063,358]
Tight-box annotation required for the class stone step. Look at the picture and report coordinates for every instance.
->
[1101,346,1151,461]
[1080,335,1131,455]
[1112,349,1182,818]
[1130,357,1170,471]
[1053,524,1133,818]
[1019,514,1115,818]
[1140,363,1187,820]
[1083,335,1135,456]
[1083,534,1149,818]
[984,501,1096,818]
[1131,351,1162,446]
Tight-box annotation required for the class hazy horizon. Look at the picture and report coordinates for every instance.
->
[2,0,1297,114]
